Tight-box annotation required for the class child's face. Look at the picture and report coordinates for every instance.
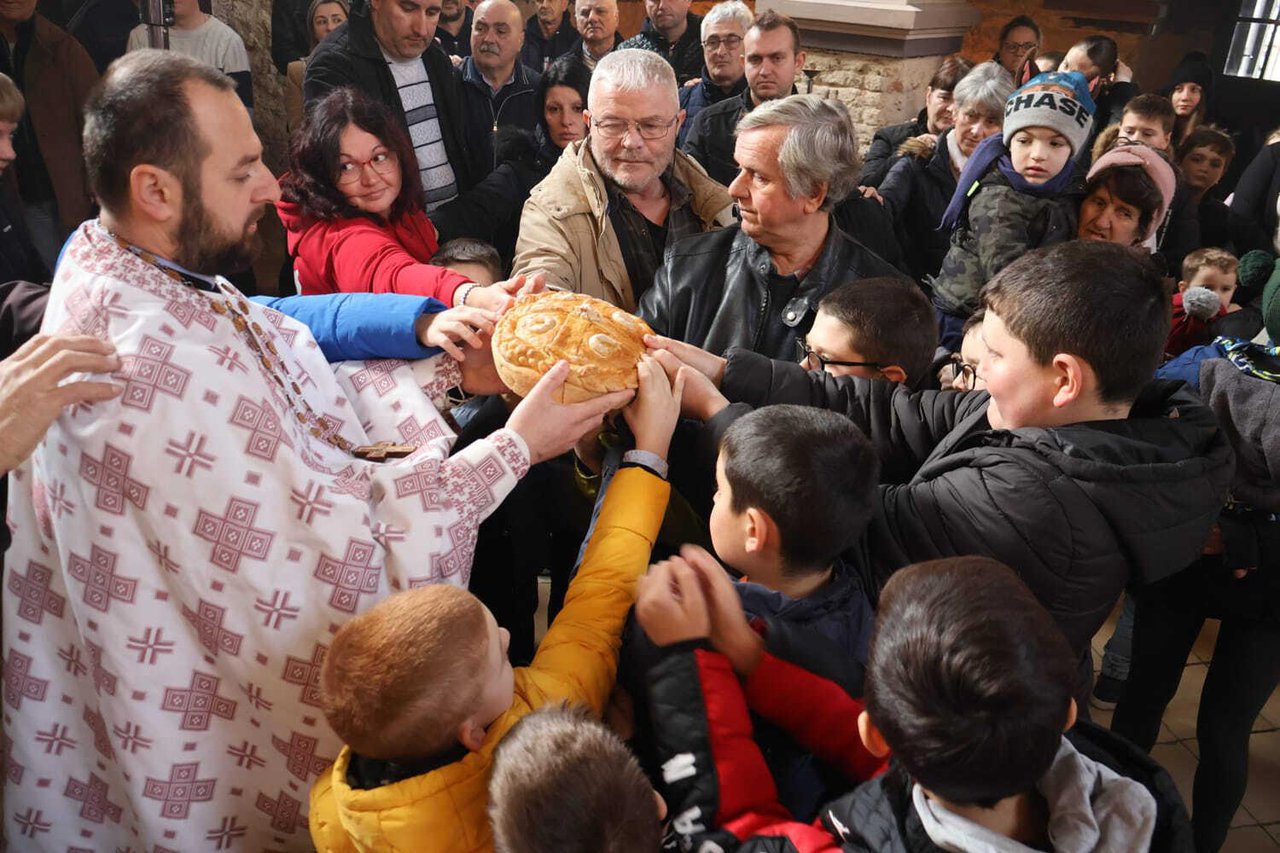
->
[708,452,750,572]
[801,310,884,380]
[1077,182,1143,246]
[1179,145,1227,194]
[444,261,498,286]
[1059,46,1100,82]
[473,607,515,729]
[1118,112,1171,151]
[979,310,1060,430]
[1008,127,1072,185]
[1181,267,1238,312]
[951,325,988,391]
[1171,82,1202,117]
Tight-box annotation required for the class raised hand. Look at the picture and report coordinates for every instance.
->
[635,557,710,647]
[0,335,123,475]
[649,349,729,422]
[507,361,634,466]
[643,334,727,385]
[415,305,498,361]
[681,544,764,676]
[622,355,685,459]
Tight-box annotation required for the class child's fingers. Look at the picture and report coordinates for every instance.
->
[668,558,706,616]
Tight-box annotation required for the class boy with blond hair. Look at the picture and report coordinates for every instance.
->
[1167,246,1240,357]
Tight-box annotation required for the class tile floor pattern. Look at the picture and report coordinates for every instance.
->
[537,579,1280,851]
[1089,611,1280,852]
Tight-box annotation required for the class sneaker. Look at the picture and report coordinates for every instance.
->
[1090,674,1126,710]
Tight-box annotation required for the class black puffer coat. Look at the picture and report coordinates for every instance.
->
[720,349,1236,661]
[877,131,956,284]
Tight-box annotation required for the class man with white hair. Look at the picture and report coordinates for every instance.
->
[512,48,734,311]
[641,94,906,360]
[677,0,750,145]
[559,0,621,72]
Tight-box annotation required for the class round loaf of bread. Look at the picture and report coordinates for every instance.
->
[492,291,654,403]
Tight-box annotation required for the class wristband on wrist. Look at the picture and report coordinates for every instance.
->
[456,282,479,307]
[622,448,669,480]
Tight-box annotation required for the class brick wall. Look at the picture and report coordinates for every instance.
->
[958,0,1146,69]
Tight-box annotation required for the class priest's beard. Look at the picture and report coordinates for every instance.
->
[173,182,263,276]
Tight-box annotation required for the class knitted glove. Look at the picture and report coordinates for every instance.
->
[1183,287,1222,321]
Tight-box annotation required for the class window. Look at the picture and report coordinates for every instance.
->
[1225,0,1280,81]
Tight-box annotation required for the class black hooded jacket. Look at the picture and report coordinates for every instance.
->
[718,350,1236,661]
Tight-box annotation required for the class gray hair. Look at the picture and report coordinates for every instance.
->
[736,94,859,210]
[952,60,1015,120]
[589,48,677,106]
[701,0,752,40]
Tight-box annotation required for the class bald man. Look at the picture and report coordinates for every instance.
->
[459,0,543,175]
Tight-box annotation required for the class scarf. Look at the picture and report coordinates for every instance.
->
[939,134,1077,232]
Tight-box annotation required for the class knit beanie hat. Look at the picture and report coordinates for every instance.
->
[1163,51,1214,111]
[1086,144,1177,243]
[1002,71,1096,156]
[1238,249,1275,295]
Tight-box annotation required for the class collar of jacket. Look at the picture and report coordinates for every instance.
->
[550,140,732,233]
[640,11,700,50]
[740,84,799,112]
[741,211,842,279]
[698,65,748,100]
[460,55,534,93]
[346,3,446,64]
[525,9,572,44]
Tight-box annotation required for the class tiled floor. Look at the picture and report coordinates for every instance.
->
[1090,608,1280,851]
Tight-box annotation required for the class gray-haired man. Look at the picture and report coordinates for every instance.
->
[512,48,734,312]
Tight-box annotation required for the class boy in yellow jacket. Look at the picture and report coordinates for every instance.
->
[309,357,683,852]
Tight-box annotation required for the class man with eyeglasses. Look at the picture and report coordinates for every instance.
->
[682,9,804,186]
[513,49,734,311]
[677,0,750,146]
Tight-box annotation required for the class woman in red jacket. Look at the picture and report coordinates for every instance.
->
[278,87,514,312]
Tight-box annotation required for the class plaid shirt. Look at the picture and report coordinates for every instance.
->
[606,170,699,302]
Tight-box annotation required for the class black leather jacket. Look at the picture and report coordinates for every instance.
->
[637,218,904,360]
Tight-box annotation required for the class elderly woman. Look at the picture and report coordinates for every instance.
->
[640,95,904,361]
[876,61,1013,283]
[858,54,973,187]
[285,0,348,132]
[1076,142,1176,250]
[277,87,516,310]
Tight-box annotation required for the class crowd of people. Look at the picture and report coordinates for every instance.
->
[0,0,1278,850]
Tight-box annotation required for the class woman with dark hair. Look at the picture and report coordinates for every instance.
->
[1077,143,1176,249]
[1163,51,1215,147]
[285,0,349,133]
[277,87,517,311]
[534,55,590,171]
[1060,35,1139,165]
[993,15,1040,77]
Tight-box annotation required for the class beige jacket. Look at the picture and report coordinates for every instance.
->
[512,140,735,312]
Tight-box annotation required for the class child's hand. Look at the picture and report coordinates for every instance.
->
[416,306,498,361]
[649,350,730,422]
[681,545,764,677]
[622,355,684,459]
[643,334,726,386]
[636,558,710,647]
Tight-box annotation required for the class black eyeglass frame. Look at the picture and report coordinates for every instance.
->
[796,338,886,371]
[948,353,980,390]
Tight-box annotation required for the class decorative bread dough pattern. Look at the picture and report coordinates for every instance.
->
[492,291,654,403]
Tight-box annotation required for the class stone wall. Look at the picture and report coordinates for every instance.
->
[802,51,942,149]
[215,0,288,173]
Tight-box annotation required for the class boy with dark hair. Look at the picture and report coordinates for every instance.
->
[649,239,1234,701]
[308,358,682,852]
[634,554,1191,851]
[622,404,882,820]
[489,705,664,853]
[801,277,937,388]
[1118,93,1176,150]
[1177,127,1271,254]
[429,236,504,285]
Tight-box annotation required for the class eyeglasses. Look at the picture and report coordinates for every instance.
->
[702,35,743,51]
[1002,40,1037,52]
[949,353,980,390]
[796,338,885,372]
[590,115,680,140]
[336,151,397,185]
